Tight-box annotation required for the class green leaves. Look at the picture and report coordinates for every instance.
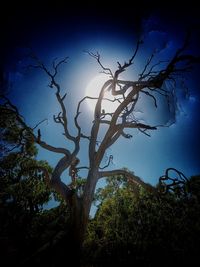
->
[85,174,200,266]
[0,100,53,213]
[0,99,58,265]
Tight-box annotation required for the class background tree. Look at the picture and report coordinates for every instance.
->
[0,100,58,265]
[1,33,199,251]
[84,173,200,266]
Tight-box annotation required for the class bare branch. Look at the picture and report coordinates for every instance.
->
[28,55,78,151]
[28,52,53,79]
[121,94,139,121]
[99,155,113,170]
[94,86,142,164]
[28,52,68,81]
[77,166,90,171]
[100,111,114,120]
[52,57,68,77]
[96,110,156,164]
[80,133,91,140]
[139,53,154,80]
[89,79,113,163]
[147,35,200,89]
[74,94,121,140]
[114,40,142,78]
[53,112,62,123]
[118,122,157,130]
[99,169,156,193]
[55,92,76,143]
[159,168,188,196]
[138,128,151,137]
[37,139,71,156]
[61,93,67,101]
[32,119,48,130]
[85,51,113,77]
[141,90,158,108]
[74,96,93,137]
[51,155,74,202]
[142,60,169,80]
[121,131,133,139]
[106,128,124,148]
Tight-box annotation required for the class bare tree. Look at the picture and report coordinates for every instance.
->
[1,34,199,249]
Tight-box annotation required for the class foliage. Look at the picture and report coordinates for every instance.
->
[0,104,52,213]
[0,102,58,265]
[84,174,200,266]
[0,104,37,157]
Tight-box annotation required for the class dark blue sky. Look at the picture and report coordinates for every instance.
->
[1,1,200,190]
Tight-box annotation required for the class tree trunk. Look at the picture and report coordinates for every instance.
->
[70,194,84,247]
[68,168,99,261]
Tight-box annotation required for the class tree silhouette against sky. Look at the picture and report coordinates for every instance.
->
[1,33,199,248]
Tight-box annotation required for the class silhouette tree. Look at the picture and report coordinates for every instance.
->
[1,33,199,250]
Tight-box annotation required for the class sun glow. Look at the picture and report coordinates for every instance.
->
[85,74,119,113]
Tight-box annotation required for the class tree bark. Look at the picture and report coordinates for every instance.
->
[70,168,99,247]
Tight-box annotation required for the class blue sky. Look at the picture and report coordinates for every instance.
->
[2,3,200,204]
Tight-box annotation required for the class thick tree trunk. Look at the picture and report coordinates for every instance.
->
[70,194,84,246]
[67,199,92,265]
[69,168,99,255]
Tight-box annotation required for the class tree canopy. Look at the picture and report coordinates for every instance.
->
[0,102,57,265]
[84,173,200,266]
